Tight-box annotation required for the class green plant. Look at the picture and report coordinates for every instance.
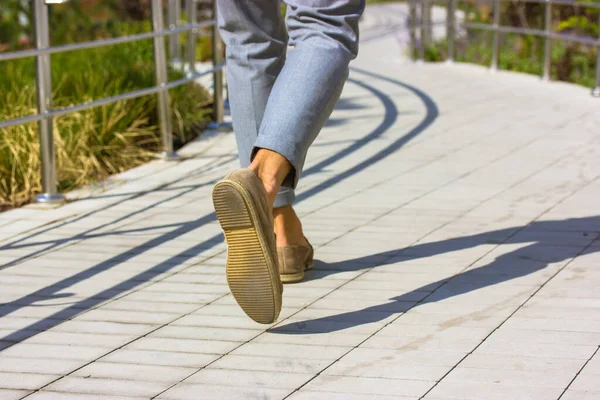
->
[0,0,32,51]
[0,39,211,210]
[423,2,598,90]
[0,1,215,210]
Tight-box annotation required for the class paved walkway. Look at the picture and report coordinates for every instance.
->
[1,5,600,400]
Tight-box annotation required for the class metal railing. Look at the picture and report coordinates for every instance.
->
[408,0,600,97]
[0,0,226,205]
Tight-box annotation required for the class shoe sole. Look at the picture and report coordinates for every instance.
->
[212,180,281,324]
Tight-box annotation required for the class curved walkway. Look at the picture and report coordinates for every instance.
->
[0,5,599,400]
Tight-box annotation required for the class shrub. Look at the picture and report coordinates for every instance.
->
[0,39,211,210]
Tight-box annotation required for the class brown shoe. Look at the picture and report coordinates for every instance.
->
[278,238,314,284]
[212,169,282,324]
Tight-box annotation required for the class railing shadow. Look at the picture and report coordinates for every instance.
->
[0,153,238,268]
[270,216,600,334]
[0,66,439,347]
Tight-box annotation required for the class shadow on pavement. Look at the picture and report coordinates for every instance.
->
[0,67,439,348]
[270,216,600,334]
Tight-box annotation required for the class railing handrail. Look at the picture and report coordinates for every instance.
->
[0,62,225,131]
[463,22,600,46]
[489,0,600,9]
[0,0,226,205]
[409,0,600,97]
[0,20,215,62]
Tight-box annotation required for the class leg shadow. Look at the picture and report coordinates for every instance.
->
[270,216,600,334]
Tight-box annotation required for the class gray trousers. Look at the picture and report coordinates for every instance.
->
[217,0,364,207]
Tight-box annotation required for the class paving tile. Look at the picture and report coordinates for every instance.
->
[515,305,600,320]
[0,343,108,361]
[114,291,219,305]
[475,339,596,359]
[561,390,600,400]
[230,343,351,360]
[359,333,479,352]
[254,331,368,347]
[141,282,228,295]
[0,372,59,390]
[394,310,509,328]
[323,358,448,381]
[157,383,291,400]
[324,287,430,302]
[185,368,312,389]
[326,348,465,368]
[443,367,575,388]
[75,309,178,325]
[570,374,600,391]
[192,303,301,320]
[459,354,586,373]
[124,337,239,355]
[307,297,414,312]
[303,375,432,397]
[581,353,600,375]
[26,332,136,348]
[0,358,82,375]
[171,314,274,330]
[72,362,195,382]
[0,317,60,331]
[51,320,156,336]
[0,390,31,400]
[209,354,332,374]
[150,325,260,342]
[190,304,256,317]
[272,317,388,335]
[425,381,564,400]
[288,391,413,400]
[26,392,142,400]
[489,328,600,346]
[375,323,491,340]
[44,377,168,398]
[99,349,219,368]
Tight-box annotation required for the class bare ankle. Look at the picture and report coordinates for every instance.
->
[273,206,308,247]
[249,149,292,206]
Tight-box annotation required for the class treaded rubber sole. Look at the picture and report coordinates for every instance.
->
[212,180,281,324]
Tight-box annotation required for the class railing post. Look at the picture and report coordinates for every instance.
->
[211,0,224,125]
[34,0,65,205]
[409,0,418,61]
[186,0,197,73]
[447,0,456,62]
[151,0,178,160]
[422,0,432,48]
[167,0,182,63]
[490,0,500,71]
[419,0,427,61]
[543,0,552,80]
[593,11,600,97]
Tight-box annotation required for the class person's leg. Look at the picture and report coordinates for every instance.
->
[216,0,295,208]
[253,0,364,189]
[215,0,292,324]
[213,0,364,323]
[253,0,364,250]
